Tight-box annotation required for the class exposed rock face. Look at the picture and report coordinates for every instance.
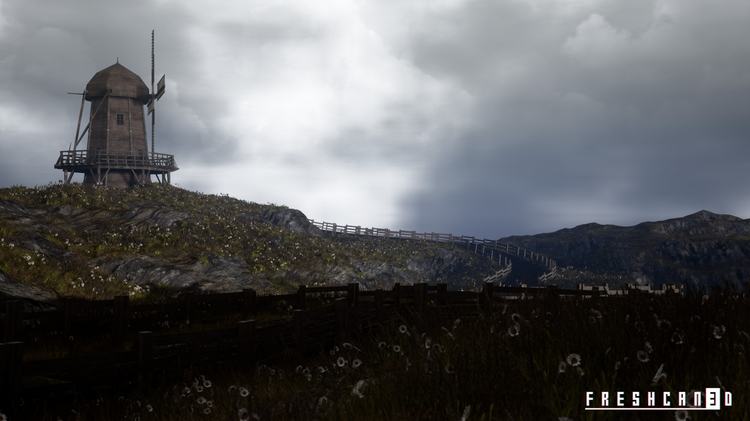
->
[256,207,319,235]
[501,210,750,289]
[0,269,57,302]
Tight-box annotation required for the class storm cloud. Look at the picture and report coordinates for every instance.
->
[1,0,749,237]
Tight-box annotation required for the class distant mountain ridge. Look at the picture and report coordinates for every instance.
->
[500,210,750,289]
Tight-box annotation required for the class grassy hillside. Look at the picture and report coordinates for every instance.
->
[0,184,494,301]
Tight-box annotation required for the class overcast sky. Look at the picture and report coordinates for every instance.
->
[1,0,749,237]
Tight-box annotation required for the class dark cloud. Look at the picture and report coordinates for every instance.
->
[400,0,750,237]
[1,0,749,237]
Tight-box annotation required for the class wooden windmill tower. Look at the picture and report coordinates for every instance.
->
[55,30,176,187]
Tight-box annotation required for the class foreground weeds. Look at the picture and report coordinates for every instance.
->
[10,290,750,420]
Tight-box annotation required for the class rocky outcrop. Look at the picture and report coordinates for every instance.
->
[501,210,750,289]
[0,270,57,302]
[256,207,319,235]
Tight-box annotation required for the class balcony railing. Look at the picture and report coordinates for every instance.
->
[55,150,178,173]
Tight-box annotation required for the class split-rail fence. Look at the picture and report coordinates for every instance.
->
[309,220,556,270]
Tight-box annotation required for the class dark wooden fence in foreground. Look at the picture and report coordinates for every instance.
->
[0,283,608,413]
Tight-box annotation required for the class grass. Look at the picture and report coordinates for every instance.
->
[12,289,750,420]
[0,184,493,300]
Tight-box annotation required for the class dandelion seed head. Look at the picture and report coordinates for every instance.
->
[507,323,520,337]
[674,410,689,421]
[352,358,362,368]
[238,408,250,421]
[712,324,726,339]
[398,325,408,334]
[240,387,250,397]
[637,350,650,363]
[566,353,581,367]
[197,396,207,405]
[393,345,401,353]
[337,356,347,367]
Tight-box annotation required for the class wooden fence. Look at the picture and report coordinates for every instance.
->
[0,283,613,414]
[309,220,556,270]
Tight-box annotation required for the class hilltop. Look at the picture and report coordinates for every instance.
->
[501,210,750,289]
[0,184,494,301]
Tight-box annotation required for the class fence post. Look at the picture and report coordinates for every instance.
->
[183,294,193,325]
[0,341,23,416]
[63,299,73,335]
[335,298,349,341]
[347,283,359,307]
[113,295,129,338]
[237,319,257,366]
[393,283,401,305]
[137,331,153,386]
[292,309,306,354]
[437,283,448,305]
[374,289,384,320]
[414,283,427,314]
[482,282,494,311]
[295,285,307,310]
[242,289,257,317]
[3,301,23,342]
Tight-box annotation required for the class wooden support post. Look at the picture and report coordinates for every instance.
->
[295,285,307,310]
[347,283,359,307]
[242,289,257,317]
[0,341,23,416]
[414,283,427,314]
[437,283,448,305]
[3,301,23,342]
[113,295,129,337]
[237,320,256,365]
[137,331,153,386]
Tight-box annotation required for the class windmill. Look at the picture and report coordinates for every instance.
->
[54,29,177,187]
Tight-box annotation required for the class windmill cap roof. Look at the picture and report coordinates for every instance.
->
[85,62,150,103]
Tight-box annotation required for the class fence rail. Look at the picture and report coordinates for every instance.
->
[309,220,556,270]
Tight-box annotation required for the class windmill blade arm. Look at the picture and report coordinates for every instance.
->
[74,123,90,149]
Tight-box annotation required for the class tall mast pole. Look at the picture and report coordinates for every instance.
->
[151,29,155,159]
